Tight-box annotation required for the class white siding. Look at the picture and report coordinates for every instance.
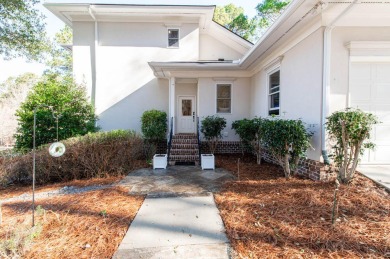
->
[198,77,251,141]
[250,28,324,160]
[199,34,243,61]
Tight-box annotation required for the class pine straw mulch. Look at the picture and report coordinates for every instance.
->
[0,159,149,200]
[214,154,390,259]
[1,186,144,258]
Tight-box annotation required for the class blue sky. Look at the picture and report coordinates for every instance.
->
[0,1,259,83]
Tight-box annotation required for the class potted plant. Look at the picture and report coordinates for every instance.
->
[200,115,226,169]
[141,109,168,169]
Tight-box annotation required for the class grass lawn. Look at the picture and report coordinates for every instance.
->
[215,154,390,259]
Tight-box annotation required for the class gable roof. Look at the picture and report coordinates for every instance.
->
[44,1,253,53]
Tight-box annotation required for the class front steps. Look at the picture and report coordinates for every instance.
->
[168,134,199,165]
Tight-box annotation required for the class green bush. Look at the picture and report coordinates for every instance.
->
[232,118,264,164]
[326,108,379,184]
[201,116,226,154]
[141,110,167,158]
[262,118,312,178]
[14,75,98,150]
[0,130,144,185]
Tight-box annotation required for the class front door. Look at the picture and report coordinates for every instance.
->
[177,96,196,133]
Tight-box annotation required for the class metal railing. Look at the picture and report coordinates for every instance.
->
[197,116,201,165]
[167,117,174,163]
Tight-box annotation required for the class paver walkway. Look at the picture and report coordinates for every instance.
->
[114,166,235,258]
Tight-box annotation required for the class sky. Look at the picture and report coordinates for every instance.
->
[0,0,259,83]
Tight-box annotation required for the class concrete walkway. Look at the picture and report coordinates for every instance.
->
[113,194,230,259]
[358,165,390,190]
[114,166,234,258]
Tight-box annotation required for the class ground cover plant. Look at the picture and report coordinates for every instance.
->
[215,154,390,258]
[0,187,144,258]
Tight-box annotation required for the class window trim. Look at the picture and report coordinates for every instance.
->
[267,68,281,116]
[216,82,233,114]
[167,28,180,48]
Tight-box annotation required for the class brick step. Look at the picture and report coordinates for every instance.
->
[172,139,198,144]
[171,143,198,150]
[169,154,199,162]
[173,134,197,139]
[170,149,199,155]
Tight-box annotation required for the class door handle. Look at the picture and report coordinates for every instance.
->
[193,112,195,122]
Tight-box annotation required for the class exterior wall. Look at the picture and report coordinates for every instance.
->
[73,21,200,132]
[199,34,243,61]
[250,28,324,161]
[329,27,390,113]
[198,77,251,141]
[73,22,95,101]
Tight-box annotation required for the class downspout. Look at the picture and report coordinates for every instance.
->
[89,6,98,108]
[321,0,358,164]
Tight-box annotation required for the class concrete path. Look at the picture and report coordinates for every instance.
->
[358,165,390,190]
[113,194,230,259]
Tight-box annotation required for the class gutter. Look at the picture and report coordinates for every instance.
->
[89,5,98,108]
[321,0,359,164]
[238,0,306,68]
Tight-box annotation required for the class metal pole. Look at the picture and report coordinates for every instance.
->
[32,108,37,227]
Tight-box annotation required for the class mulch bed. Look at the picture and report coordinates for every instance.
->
[0,159,149,200]
[1,187,144,258]
[215,154,390,258]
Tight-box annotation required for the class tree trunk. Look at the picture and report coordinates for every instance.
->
[284,153,291,178]
[339,120,349,183]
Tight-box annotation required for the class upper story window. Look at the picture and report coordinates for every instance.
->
[217,84,231,113]
[168,29,179,48]
[269,70,280,116]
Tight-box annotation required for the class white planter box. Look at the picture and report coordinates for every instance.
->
[153,154,167,169]
[201,154,215,170]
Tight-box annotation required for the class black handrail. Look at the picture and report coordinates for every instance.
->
[167,117,174,164]
[197,116,201,165]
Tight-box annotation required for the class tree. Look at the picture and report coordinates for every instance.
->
[262,118,312,178]
[45,26,73,74]
[0,73,38,146]
[232,118,264,164]
[326,108,379,184]
[14,75,98,149]
[256,0,290,28]
[213,4,258,41]
[0,0,48,61]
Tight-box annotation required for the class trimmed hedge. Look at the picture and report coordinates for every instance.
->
[0,130,144,186]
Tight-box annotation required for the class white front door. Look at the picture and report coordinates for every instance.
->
[177,96,196,133]
[350,62,390,164]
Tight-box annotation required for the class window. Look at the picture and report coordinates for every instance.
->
[268,70,280,115]
[217,84,231,113]
[168,29,179,48]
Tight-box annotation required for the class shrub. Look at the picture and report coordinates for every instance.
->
[232,118,264,164]
[201,116,227,154]
[14,75,98,150]
[141,110,167,158]
[262,118,312,178]
[0,130,144,185]
[326,108,379,184]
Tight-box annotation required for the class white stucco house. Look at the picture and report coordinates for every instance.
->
[45,0,390,179]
